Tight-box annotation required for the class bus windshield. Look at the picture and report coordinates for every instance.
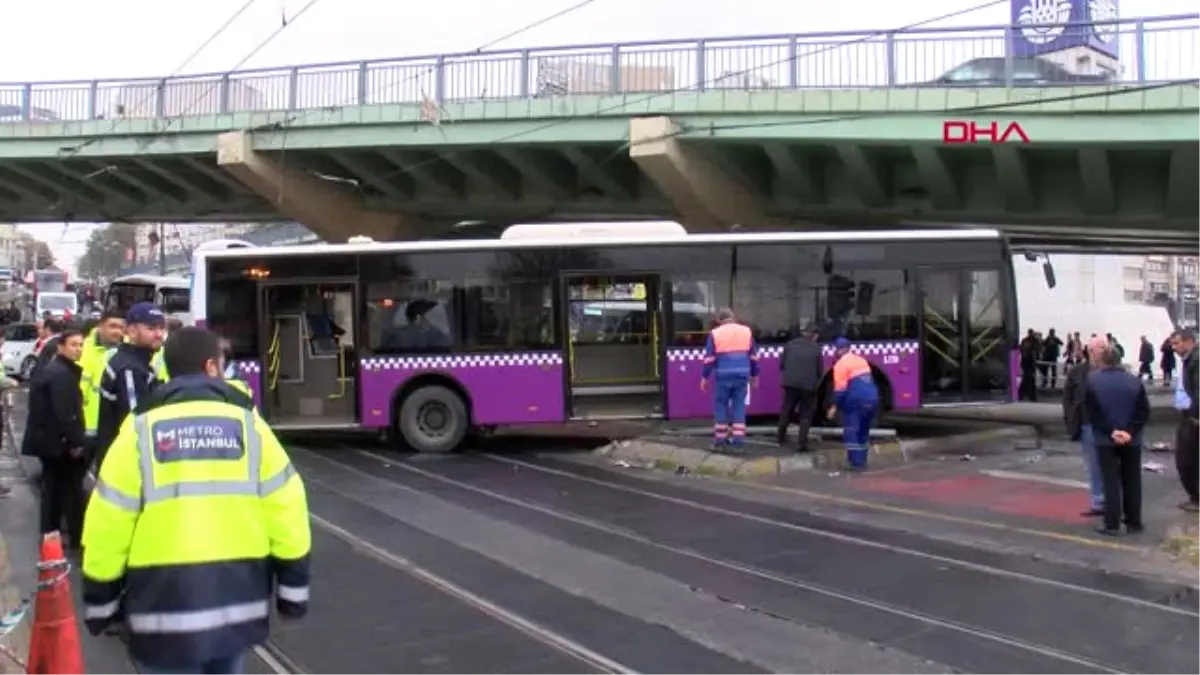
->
[106,282,190,314]
[37,293,77,312]
[34,270,68,294]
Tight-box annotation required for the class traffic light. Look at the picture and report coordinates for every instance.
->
[826,274,855,318]
[856,281,875,316]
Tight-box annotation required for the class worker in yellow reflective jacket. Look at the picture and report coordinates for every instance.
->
[150,317,184,382]
[79,310,127,452]
[81,326,310,674]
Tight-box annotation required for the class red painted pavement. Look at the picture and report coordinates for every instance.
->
[850,471,1088,525]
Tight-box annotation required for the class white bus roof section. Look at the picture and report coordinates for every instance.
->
[110,274,189,288]
[199,228,1006,261]
[501,222,688,240]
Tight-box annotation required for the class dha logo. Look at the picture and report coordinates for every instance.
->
[1089,0,1118,43]
[1017,0,1073,45]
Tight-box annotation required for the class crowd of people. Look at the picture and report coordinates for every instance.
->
[1062,328,1199,536]
[15,304,312,675]
[1018,328,1185,402]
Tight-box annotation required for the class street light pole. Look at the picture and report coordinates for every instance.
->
[156,223,167,275]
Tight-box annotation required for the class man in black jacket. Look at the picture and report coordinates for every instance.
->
[94,303,165,467]
[1085,344,1151,536]
[778,327,825,452]
[30,317,65,381]
[21,329,87,548]
[1170,328,1199,512]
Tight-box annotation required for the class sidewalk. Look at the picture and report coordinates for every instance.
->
[569,421,1200,587]
[0,463,136,674]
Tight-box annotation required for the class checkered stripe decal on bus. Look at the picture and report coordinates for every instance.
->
[361,353,564,371]
[236,361,262,374]
[666,342,920,362]
[821,341,920,357]
[668,345,784,362]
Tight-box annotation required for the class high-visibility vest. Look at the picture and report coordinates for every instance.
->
[80,330,113,437]
[151,350,169,381]
[81,398,311,661]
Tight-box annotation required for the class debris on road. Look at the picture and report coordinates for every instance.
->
[1149,442,1172,453]
[1142,461,1166,473]
[960,454,975,462]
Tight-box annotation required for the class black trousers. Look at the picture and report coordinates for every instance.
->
[1176,418,1199,503]
[1096,443,1143,530]
[777,386,817,449]
[1138,362,1154,381]
[1040,363,1059,389]
[39,456,87,546]
[1019,367,1038,401]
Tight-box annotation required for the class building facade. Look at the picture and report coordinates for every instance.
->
[1121,255,1199,328]
[0,225,25,274]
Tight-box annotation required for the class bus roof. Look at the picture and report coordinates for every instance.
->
[198,228,1006,262]
[110,274,189,288]
[501,222,687,240]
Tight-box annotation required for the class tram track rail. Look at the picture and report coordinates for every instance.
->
[300,446,1198,674]
[307,511,633,674]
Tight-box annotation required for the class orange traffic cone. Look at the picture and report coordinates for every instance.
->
[26,532,83,674]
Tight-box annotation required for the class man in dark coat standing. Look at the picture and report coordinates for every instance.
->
[1170,328,1199,512]
[1085,343,1151,536]
[777,327,824,452]
[22,328,88,549]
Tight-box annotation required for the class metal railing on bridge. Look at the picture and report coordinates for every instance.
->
[1,14,1196,123]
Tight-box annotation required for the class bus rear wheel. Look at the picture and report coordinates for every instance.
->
[397,385,468,454]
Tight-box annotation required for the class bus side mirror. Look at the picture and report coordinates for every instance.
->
[1042,261,1057,289]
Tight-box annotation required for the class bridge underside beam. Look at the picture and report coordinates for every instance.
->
[629,116,780,232]
[216,131,428,242]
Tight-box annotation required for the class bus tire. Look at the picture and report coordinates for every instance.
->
[398,385,468,454]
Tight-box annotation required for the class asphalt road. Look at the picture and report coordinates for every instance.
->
[1,396,1197,674]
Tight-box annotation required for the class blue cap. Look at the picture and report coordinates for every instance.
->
[833,336,852,349]
[126,302,165,327]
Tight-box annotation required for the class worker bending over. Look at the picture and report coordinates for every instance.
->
[828,337,879,470]
[701,308,759,451]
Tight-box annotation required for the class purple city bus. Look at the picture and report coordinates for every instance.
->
[190,226,1020,453]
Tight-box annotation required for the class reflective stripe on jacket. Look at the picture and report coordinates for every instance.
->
[702,323,760,379]
[832,352,878,408]
[81,380,310,668]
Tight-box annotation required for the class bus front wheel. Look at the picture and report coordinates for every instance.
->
[397,385,468,454]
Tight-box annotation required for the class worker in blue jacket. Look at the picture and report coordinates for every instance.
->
[700,308,759,452]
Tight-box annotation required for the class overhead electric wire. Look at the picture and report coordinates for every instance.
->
[61,0,322,160]
[58,0,263,158]
[164,0,324,122]
[253,0,605,132]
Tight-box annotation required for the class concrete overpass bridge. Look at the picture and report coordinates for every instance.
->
[0,14,1196,251]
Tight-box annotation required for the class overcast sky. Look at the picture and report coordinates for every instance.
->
[6,0,1195,273]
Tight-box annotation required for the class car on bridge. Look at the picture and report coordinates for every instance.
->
[926,57,1113,87]
[0,104,58,122]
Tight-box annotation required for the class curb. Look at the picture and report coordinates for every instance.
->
[593,425,1040,479]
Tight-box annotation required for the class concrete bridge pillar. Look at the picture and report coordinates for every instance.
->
[628,116,780,232]
[216,131,425,242]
